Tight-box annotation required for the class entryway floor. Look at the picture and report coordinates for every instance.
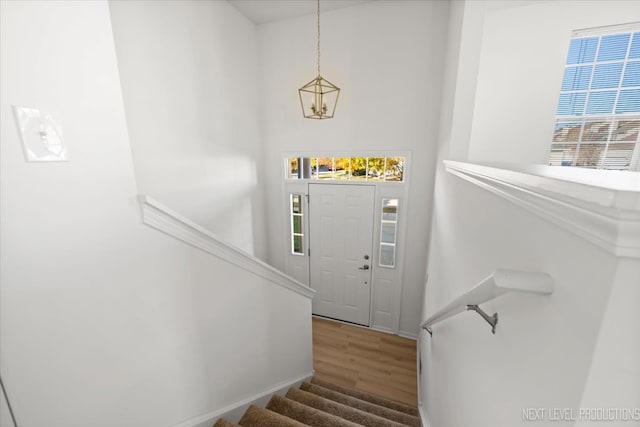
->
[312,316,418,406]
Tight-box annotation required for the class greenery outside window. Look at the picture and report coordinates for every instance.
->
[290,194,304,255]
[287,156,405,181]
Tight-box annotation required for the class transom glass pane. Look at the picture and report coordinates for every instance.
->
[385,157,404,181]
[350,157,367,180]
[285,156,407,181]
[288,158,300,179]
[367,157,385,180]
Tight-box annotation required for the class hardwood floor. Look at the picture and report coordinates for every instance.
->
[312,316,418,406]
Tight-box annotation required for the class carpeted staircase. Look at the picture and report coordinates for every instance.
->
[213,377,420,427]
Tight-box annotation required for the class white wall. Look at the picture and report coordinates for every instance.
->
[1,384,14,427]
[109,0,266,258]
[420,1,640,425]
[258,0,450,336]
[422,170,624,427]
[576,257,640,425]
[441,0,487,162]
[468,0,640,164]
[0,2,312,426]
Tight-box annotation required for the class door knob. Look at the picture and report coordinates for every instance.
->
[359,264,370,270]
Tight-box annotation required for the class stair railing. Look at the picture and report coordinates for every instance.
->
[421,269,553,336]
[138,195,315,300]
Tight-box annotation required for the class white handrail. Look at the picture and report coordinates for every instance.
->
[138,195,315,299]
[421,269,553,335]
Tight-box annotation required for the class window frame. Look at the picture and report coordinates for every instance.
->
[379,198,399,269]
[289,193,305,256]
[549,23,640,171]
[284,154,409,183]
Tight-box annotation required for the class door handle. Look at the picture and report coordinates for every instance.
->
[358,264,370,270]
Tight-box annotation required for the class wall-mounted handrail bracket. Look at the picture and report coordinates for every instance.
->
[420,269,553,338]
[467,304,498,334]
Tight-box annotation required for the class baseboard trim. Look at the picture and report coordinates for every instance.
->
[399,330,419,340]
[313,315,418,341]
[419,404,432,427]
[370,324,393,334]
[170,371,314,427]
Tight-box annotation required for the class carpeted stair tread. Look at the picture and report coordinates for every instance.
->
[212,419,241,427]
[286,387,408,427]
[311,377,419,417]
[238,405,307,427]
[300,382,420,427]
[266,394,362,427]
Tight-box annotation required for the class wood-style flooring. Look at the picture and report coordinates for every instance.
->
[312,316,418,406]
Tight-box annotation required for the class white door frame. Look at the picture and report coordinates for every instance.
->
[282,152,411,334]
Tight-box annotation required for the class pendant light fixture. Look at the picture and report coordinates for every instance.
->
[298,0,340,119]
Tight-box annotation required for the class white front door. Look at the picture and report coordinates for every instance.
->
[309,184,375,326]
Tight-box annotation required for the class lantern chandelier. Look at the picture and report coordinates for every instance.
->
[298,0,340,119]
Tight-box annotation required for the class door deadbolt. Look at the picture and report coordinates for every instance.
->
[364,255,369,260]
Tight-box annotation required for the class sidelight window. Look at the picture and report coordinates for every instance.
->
[379,198,398,268]
[290,194,305,255]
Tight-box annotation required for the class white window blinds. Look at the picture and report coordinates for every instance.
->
[549,24,640,170]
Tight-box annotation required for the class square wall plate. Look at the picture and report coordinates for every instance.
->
[13,106,67,162]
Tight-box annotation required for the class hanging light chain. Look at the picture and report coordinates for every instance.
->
[298,0,339,119]
[317,0,321,76]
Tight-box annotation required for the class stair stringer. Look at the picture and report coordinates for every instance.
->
[171,372,314,427]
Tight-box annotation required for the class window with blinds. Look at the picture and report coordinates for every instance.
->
[549,24,640,171]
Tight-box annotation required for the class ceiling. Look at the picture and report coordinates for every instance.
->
[228,0,374,25]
